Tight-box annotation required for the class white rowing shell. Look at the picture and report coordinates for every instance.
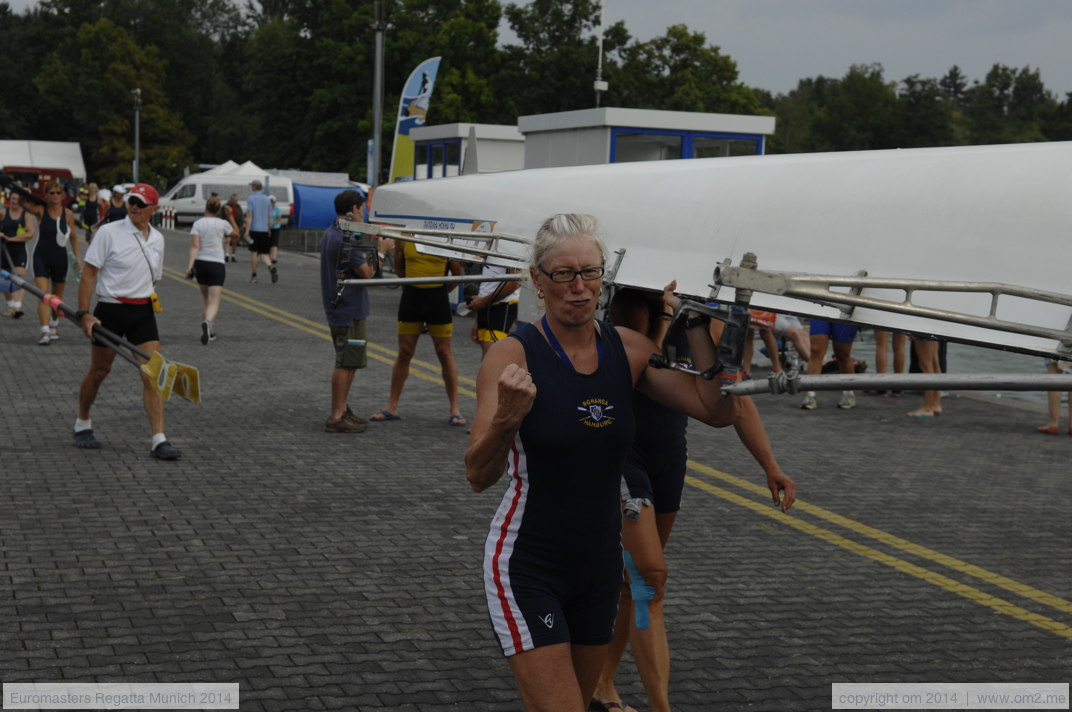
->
[372,142,1072,357]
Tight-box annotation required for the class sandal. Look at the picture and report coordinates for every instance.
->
[369,410,401,422]
[1036,425,1060,435]
[449,414,467,427]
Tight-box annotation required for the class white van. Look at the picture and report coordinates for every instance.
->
[159,173,294,226]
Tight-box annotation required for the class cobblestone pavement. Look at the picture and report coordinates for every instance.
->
[1,230,1069,711]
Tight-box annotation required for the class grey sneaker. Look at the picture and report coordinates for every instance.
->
[800,391,817,410]
[837,391,857,409]
[249,274,258,283]
[325,415,366,433]
[38,331,51,345]
[270,266,279,283]
[150,440,182,460]
[74,429,101,449]
[200,320,210,345]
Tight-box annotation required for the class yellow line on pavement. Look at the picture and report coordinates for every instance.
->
[686,475,1072,640]
[687,460,1072,619]
[161,267,476,394]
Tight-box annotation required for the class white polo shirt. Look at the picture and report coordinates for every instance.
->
[84,217,164,303]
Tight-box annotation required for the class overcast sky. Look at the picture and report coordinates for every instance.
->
[7,0,1071,98]
[591,0,1072,97]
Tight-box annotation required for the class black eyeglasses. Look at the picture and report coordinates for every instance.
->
[539,266,604,283]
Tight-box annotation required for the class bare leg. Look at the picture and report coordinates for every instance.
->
[875,330,889,374]
[507,642,605,712]
[892,332,907,373]
[205,285,222,323]
[909,339,942,416]
[79,344,118,419]
[331,368,357,420]
[433,334,462,417]
[1039,361,1060,430]
[381,332,418,414]
[758,329,781,371]
[136,340,165,435]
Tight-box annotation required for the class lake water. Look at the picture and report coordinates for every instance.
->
[757,330,1061,407]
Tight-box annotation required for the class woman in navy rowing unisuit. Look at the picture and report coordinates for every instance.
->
[465,213,738,711]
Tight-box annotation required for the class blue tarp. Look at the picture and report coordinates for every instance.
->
[292,183,365,229]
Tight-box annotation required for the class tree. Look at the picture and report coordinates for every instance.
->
[939,65,968,108]
[895,75,954,148]
[497,0,609,115]
[961,64,1055,144]
[33,18,195,186]
[806,64,899,152]
[612,24,763,115]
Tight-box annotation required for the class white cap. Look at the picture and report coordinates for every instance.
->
[98,189,112,202]
[112,184,127,194]
[270,195,276,202]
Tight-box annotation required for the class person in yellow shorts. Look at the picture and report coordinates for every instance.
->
[370,240,466,425]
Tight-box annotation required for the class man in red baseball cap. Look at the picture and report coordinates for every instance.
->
[73,181,183,460]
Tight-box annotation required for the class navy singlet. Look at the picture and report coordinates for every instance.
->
[483,319,636,655]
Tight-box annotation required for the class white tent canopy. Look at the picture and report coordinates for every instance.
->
[0,140,86,182]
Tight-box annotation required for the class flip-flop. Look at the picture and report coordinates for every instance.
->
[907,411,935,419]
[369,410,401,422]
[1035,425,1060,435]
[449,414,467,427]
[588,701,636,712]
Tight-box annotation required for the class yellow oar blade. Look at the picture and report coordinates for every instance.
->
[171,364,201,404]
[140,352,178,400]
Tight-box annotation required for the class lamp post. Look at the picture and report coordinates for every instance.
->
[132,88,142,183]
[371,0,386,186]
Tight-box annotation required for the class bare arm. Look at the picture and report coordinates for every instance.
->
[393,241,406,278]
[465,338,534,492]
[66,209,81,261]
[78,263,101,338]
[733,396,796,511]
[187,233,201,274]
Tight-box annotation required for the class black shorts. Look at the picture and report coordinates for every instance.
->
[32,246,68,283]
[269,228,280,249]
[250,231,271,254]
[397,285,452,331]
[621,439,688,514]
[194,259,226,287]
[476,302,518,342]
[2,240,28,269]
[91,302,159,347]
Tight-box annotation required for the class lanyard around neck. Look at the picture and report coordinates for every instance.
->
[541,314,602,372]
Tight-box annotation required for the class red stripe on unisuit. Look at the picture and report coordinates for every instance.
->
[492,443,524,653]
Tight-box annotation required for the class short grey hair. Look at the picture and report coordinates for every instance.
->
[251,179,263,189]
[531,213,607,268]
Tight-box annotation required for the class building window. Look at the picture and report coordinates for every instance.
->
[610,128,764,163]
[414,138,463,179]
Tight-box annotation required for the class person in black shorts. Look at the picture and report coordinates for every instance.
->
[74,183,181,461]
[32,180,80,344]
[1,191,38,318]
[465,213,742,710]
[592,288,796,712]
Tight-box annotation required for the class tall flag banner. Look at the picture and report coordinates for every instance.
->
[388,56,441,183]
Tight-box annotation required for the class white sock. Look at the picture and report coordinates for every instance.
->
[74,418,92,433]
[41,325,50,333]
[49,318,58,328]
[152,433,167,448]
[9,301,20,309]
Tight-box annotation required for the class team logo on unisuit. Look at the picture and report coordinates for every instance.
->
[577,398,615,428]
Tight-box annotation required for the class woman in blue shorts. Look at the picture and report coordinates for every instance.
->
[466,214,739,711]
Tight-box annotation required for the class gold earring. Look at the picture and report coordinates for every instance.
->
[537,289,545,299]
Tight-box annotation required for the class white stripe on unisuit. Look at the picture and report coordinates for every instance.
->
[484,435,532,655]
